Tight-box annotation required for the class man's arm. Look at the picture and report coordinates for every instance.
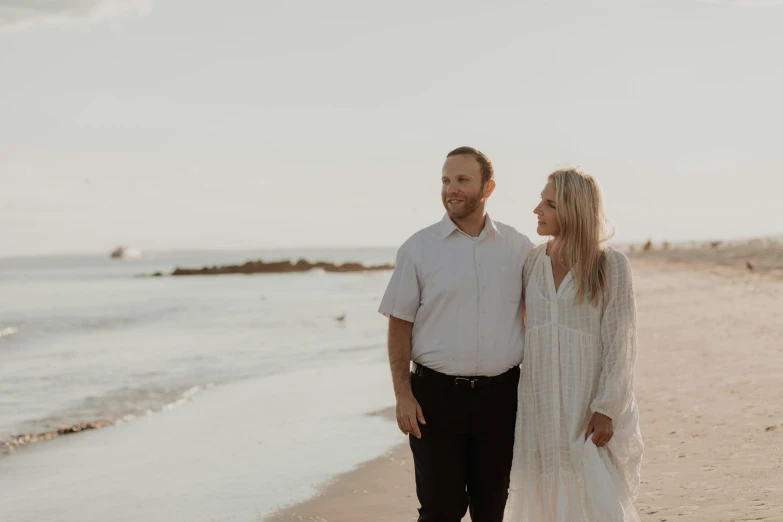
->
[388,316,425,438]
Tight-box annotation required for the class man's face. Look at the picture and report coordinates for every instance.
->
[441,155,490,219]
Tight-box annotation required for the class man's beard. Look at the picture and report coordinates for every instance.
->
[442,189,483,219]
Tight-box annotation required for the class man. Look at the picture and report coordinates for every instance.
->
[378,146,535,522]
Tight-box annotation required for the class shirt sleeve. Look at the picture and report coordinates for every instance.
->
[377,242,421,323]
[522,242,541,290]
[590,251,638,420]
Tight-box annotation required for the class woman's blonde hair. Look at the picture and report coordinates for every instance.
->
[547,169,614,306]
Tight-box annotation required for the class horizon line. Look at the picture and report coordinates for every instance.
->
[1,233,780,261]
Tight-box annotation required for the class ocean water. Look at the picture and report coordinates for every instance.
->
[0,248,397,446]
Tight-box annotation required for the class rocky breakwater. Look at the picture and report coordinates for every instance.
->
[168,259,394,276]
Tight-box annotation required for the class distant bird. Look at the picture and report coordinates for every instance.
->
[746,261,755,271]
[335,313,346,323]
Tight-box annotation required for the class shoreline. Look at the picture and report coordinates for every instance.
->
[0,383,208,457]
[267,255,783,522]
[267,406,417,522]
[0,364,400,521]
[267,442,416,522]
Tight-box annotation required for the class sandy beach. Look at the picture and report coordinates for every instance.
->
[270,246,783,522]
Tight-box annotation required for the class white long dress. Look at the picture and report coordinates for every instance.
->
[505,245,644,522]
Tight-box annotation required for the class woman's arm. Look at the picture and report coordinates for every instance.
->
[590,250,638,422]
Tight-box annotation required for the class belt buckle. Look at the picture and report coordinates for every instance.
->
[454,377,477,390]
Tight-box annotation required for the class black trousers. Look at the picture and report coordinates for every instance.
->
[409,365,520,522]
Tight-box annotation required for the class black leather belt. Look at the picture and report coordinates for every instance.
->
[412,364,519,390]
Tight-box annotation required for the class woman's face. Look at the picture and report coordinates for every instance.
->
[534,181,561,237]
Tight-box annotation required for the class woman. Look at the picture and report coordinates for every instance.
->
[505,169,643,522]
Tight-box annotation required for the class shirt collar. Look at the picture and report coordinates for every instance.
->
[439,213,501,240]
[486,215,501,237]
[439,213,460,239]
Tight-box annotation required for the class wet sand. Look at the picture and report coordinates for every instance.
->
[0,365,400,522]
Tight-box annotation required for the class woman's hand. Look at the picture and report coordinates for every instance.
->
[586,412,613,447]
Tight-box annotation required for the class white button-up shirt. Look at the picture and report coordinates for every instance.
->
[378,214,535,377]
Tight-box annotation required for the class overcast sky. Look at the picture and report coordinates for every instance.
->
[1,0,781,256]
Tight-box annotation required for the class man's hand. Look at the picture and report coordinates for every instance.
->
[396,391,426,439]
[586,412,613,447]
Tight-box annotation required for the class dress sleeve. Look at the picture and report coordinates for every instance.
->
[377,242,421,323]
[590,250,638,420]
